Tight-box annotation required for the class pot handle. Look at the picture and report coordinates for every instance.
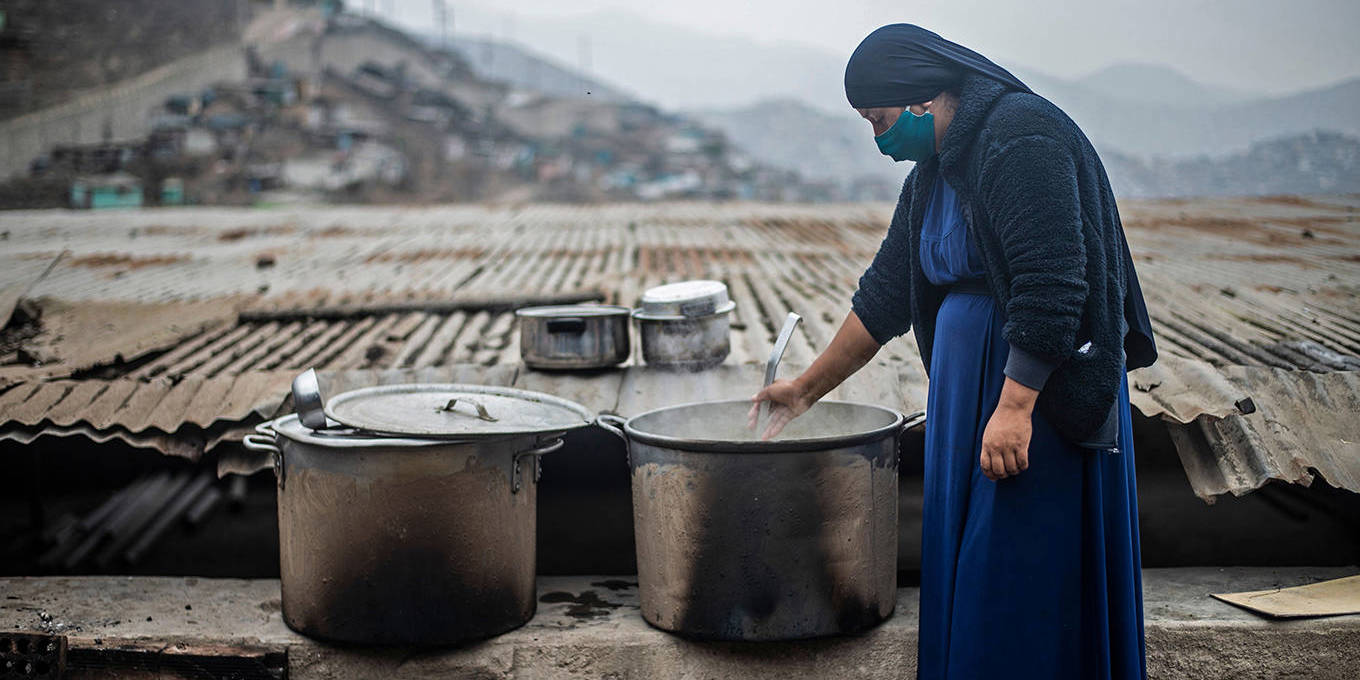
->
[595,414,630,467]
[895,410,927,469]
[440,397,499,422]
[242,432,284,489]
[903,410,927,430]
[512,437,564,494]
[546,318,587,334]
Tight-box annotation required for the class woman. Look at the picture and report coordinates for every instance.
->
[750,24,1157,679]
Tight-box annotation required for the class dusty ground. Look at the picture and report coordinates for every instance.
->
[2,568,1358,679]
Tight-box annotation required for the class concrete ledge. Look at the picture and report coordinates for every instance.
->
[2,568,1358,679]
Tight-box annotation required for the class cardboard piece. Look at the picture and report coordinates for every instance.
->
[1212,574,1360,619]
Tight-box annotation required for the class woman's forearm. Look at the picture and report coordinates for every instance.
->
[793,310,882,403]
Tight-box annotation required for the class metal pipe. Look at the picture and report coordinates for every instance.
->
[60,475,165,570]
[227,474,249,510]
[77,481,139,531]
[39,508,103,566]
[95,473,173,541]
[37,535,78,568]
[122,473,214,565]
[184,486,224,527]
[95,472,194,568]
[40,513,78,546]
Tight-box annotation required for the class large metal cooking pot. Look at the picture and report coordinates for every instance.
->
[633,280,736,370]
[516,304,631,370]
[596,400,914,641]
[243,384,592,645]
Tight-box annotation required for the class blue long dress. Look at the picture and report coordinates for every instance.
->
[916,176,1146,679]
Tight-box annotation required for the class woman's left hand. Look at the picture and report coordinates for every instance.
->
[980,378,1039,481]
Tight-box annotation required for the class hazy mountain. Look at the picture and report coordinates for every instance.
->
[1102,130,1360,198]
[440,35,635,103]
[692,99,902,187]
[417,14,1360,198]
[439,7,1360,159]
[435,8,851,114]
[694,56,1360,177]
[1075,63,1249,107]
[1023,72,1360,158]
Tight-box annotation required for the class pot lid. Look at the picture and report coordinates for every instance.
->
[633,280,736,320]
[515,304,631,318]
[324,383,593,439]
[265,414,447,448]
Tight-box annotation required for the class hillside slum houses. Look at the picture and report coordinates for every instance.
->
[1,10,833,210]
[0,195,1357,575]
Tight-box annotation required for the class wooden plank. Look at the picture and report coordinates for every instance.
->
[237,289,604,322]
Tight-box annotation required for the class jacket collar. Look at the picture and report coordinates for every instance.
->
[936,74,1013,188]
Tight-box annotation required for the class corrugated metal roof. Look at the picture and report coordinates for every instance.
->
[0,197,1356,500]
[1131,355,1360,501]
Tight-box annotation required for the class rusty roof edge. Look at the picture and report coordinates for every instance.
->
[1134,356,1360,502]
[0,252,66,329]
[2,297,246,385]
[1130,357,1246,424]
[0,373,295,434]
[0,423,204,460]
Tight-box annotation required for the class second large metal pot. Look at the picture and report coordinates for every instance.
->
[597,399,906,641]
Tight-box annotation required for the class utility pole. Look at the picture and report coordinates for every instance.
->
[578,34,592,97]
[433,0,447,48]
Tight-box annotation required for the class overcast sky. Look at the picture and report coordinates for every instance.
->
[373,0,1359,96]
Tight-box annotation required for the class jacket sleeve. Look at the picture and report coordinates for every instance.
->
[979,134,1088,363]
[851,183,914,346]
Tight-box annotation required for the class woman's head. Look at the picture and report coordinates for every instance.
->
[856,91,958,162]
[845,24,1029,161]
[856,91,958,136]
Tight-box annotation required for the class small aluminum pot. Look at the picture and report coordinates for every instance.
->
[244,414,562,646]
[516,305,631,370]
[634,314,732,370]
[597,400,912,641]
[632,281,736,370]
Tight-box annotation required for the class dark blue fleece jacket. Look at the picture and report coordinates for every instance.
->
[852,73,1157,444]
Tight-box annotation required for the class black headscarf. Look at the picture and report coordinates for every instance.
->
[844,24,1031,108]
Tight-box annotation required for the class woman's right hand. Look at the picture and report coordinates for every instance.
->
[748,379,813,440]
[746,310,882,441]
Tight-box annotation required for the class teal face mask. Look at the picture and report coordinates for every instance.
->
[875,109,936,162]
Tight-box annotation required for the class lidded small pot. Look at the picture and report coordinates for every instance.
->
[632,280,736,370]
